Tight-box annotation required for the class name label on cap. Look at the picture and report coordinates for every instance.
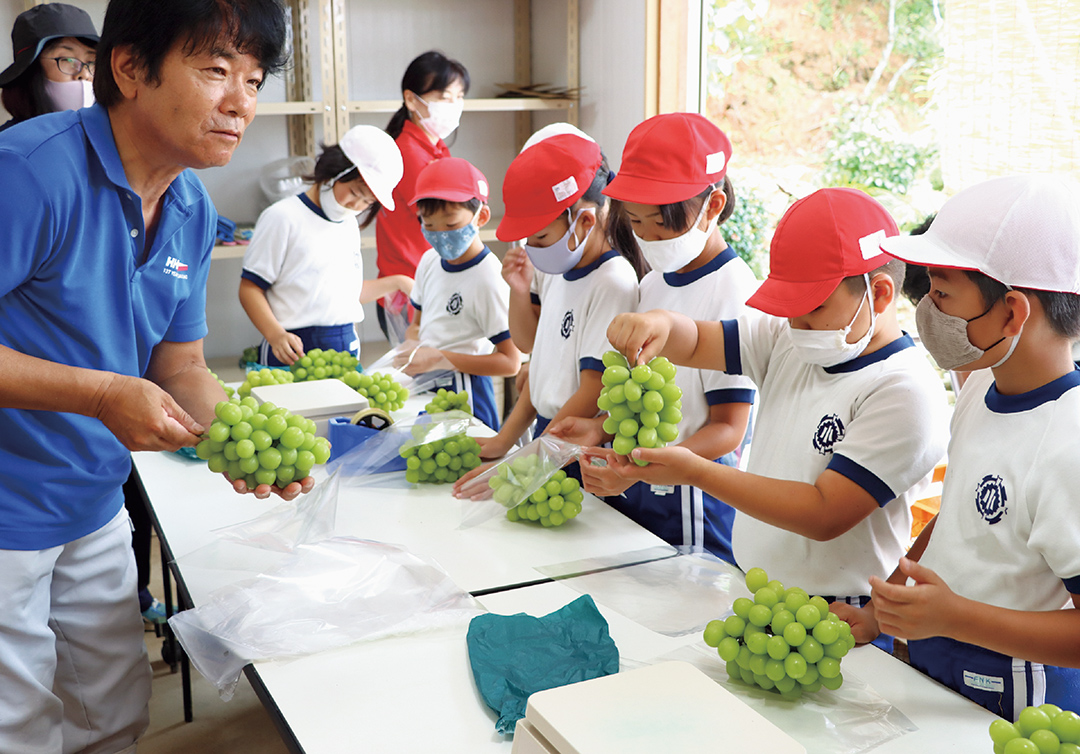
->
[477,179,488,198]
[552,176,579,202]
[859,229,887,260]
[705,151,727,175]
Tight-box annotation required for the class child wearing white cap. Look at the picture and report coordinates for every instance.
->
[606,187,948,615]
[548,113,758,563]
[239,125,413,366]
[835,174,1080,721]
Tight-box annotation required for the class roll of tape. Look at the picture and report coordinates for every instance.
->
[350,407,393,430]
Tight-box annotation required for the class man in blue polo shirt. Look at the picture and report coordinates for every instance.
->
[0,1,292,751]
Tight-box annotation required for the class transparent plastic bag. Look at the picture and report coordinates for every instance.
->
[168,537,483,700]
[381,291,412,349]
[213,472,340,553]
[329,410,486,489]
[656,642,916,754]
[364,341,454,397]
[454,435,584,528]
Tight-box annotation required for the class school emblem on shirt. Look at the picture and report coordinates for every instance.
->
[975,474,1008,525]
[446,292,463,316]
[561,310,574,339]
[812,414,845,455]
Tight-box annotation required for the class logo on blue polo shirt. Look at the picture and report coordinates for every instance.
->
[164,256,189,280]
[812,413,845,455]
[446,292,463,316]
[975,474,1008,525]
[561,310,574,339]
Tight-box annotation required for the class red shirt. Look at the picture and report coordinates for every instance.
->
[375,119,450,280]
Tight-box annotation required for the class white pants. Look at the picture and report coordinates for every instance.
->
[0,508,151,754]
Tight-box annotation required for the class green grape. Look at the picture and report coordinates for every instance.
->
[1053,712,1080,744]
[703,619,727,647]
[1020,708,1056,738]
[732,597,753,619]
[1030,730,1062,754]
[748,604,773,628]
[597,350,680,463]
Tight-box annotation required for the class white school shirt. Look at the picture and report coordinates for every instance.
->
[410,247,511,354]
[529,250,639,420]
[637,247,759,437]
[725,313,949,597]
[919,368,1080,611]
[241,194,365,330]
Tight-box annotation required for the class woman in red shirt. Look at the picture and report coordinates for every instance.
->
[376,50,470,339]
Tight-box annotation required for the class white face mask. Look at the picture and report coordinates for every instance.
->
[788,274,875,367]
[44,79,94,112]
[524,208,595,275]
[915,294,1021,371]
[417,97,464,140]
[634,195,717,273]
[319,181,361,222]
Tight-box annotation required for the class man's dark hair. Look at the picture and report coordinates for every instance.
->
[93,0,288,108]
[964,271,1080,340]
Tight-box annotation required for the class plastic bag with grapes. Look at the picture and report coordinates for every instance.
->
[364,340,456,395]
[455,435,584,528]
[328,410,486,488]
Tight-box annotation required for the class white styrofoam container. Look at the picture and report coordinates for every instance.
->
[512,661,805,754]
[249,379,368,437]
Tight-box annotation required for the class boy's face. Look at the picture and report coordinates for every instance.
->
[789,278,874,343]
[924,266,1010,367]
[419,202,486,232]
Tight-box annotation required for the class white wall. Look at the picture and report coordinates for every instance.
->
[1,0,647,360]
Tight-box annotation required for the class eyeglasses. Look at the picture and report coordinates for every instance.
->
[47,57,95,77]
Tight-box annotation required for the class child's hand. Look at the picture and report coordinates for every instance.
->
[451,459,496,499]
[607,312,671,366]
[269,332,304,366]
[869,558,963,641]
[475,434,513,460]
[607,445,699,487]
[580,448,633,497]
[501,244,534,295]
[828,601,880,645]
[546,415,608,447]
[399,346,447,375]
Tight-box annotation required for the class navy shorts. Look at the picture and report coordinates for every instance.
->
[260,323,358,367]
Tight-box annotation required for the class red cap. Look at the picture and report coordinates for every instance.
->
[497,134,604,242]
[410,157,489,207]
[604,113,732,205]
[746,188,899,318]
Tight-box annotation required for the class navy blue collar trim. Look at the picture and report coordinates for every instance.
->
[823,332,916,374]
[662,246,737,287]
[298,192,336,222]
[442,246,489,272]
[565,250,619,281]
[985,366,1080,414]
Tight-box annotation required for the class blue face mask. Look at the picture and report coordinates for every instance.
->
[421,211,480,261]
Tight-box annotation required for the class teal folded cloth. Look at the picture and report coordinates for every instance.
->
[467,594,619,734]
[173,446,200,461]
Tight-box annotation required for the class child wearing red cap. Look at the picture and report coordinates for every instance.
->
[606,187,948,612]
[548,113,757,563]
[404,157,520,430]
[834,174,1080,721]
[467,127,643,458]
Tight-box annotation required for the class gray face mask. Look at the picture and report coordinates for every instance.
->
[915,294,1020,371]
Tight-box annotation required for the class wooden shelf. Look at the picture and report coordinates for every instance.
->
[255,101,325,116]
[346,97,575,114]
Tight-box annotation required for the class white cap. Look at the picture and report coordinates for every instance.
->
[881,174,1080,294]
[520,122,595,153]
[337,125,404,210]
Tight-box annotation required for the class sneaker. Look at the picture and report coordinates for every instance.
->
[141,598,167,624]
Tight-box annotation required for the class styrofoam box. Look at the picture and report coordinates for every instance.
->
[512,661,805,754]
[250,379,368,437]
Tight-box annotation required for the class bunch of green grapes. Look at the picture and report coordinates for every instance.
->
[990,705,1080,754]
[207,368,235,399]
[290,348,360,382]
[399,433,482,484]
[237,367,294,397]
[487,454,584,527]
[703,567,856,700]
[195,396,329,489]
[424,388,472,415]
[597,351,681,465]
[503,469,583,527]
[342,371,408,412]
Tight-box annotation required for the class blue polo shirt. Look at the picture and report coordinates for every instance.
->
[0,105,216,550]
